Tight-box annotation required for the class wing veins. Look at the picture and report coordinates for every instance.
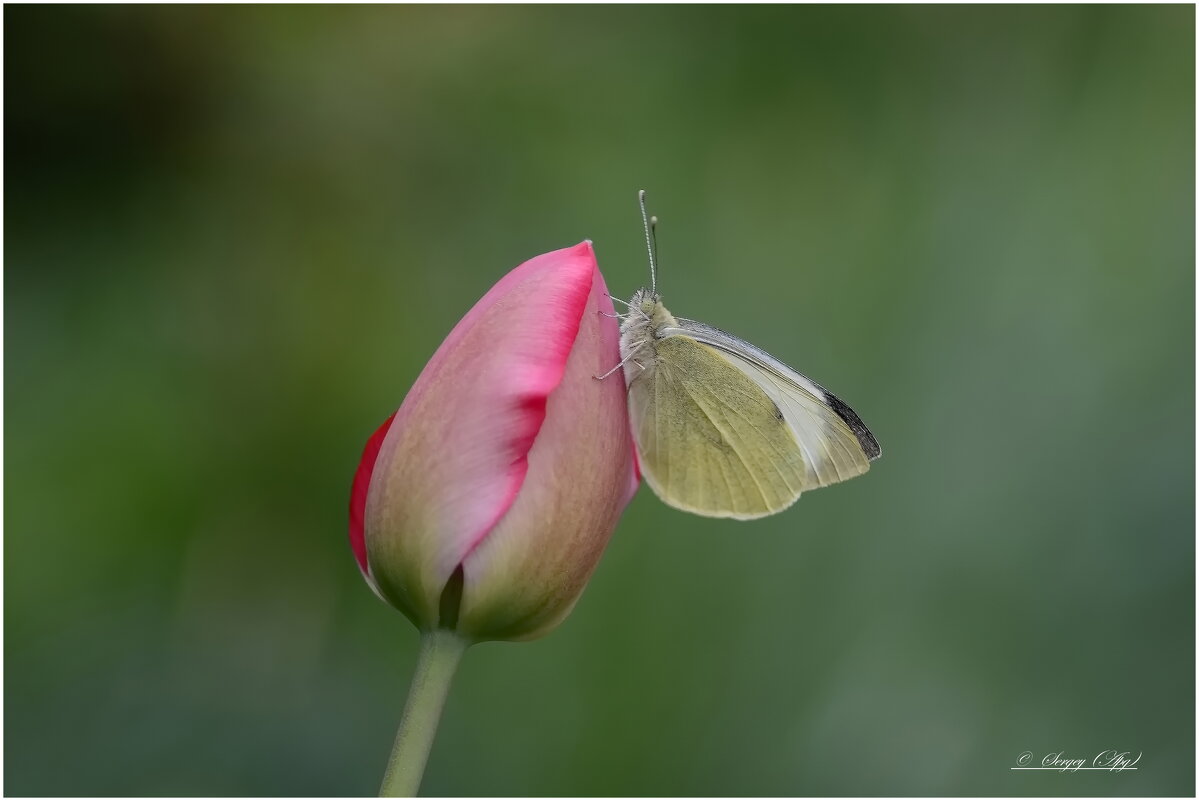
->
[684,380,773,510]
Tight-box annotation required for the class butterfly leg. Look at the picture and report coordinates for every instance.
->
[602,294,652,322]
[605,294,632,308]
[593,341,646,381]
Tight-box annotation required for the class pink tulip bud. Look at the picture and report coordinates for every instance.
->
[350,242,639,642]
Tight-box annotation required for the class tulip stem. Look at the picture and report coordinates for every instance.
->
[379,630,469,797]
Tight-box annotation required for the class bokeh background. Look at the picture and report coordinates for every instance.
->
[5,4,1194,796]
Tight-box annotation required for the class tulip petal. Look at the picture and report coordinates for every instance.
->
[458,256,638,640]
[365,243,597,625]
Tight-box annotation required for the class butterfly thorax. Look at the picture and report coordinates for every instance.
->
[619,288,677,385]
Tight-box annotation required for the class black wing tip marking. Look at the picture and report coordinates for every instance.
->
[823,390,881,461]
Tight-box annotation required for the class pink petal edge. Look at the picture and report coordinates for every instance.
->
[349,412,396,574]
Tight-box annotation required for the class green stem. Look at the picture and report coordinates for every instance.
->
[379,630,469,797]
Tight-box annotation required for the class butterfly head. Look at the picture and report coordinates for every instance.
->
[632,287,661,316]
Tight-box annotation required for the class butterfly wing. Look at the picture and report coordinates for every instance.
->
[661,319,880,490]
[628,334,810,519]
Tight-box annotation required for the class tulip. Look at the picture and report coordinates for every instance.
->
[350,242,638,795]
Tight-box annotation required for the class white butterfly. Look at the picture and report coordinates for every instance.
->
[602,191,880,519]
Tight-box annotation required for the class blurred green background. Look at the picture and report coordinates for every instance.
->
[5,4,1194,796]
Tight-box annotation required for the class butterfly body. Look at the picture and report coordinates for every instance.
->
[618,288,670,381]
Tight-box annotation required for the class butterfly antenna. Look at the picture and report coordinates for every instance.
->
[650,214,659,282]
[639,189,657,294]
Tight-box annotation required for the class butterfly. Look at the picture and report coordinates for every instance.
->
[601,191,880,519]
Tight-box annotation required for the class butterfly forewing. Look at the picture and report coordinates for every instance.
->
[660,319,879,488]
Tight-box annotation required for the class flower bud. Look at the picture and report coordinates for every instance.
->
[350,242,639,642]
